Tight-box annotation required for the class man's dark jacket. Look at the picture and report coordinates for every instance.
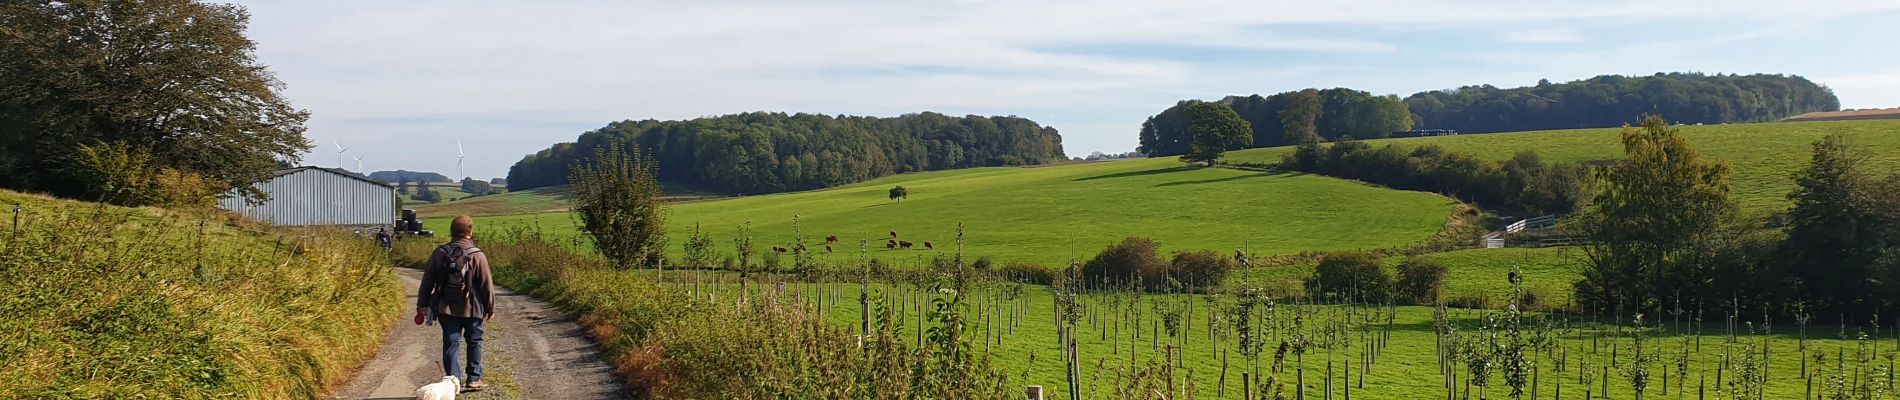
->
[418,238,495,319]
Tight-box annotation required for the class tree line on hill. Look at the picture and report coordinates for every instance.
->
[1140,88,1412,156]
[1140,73,1839,159]
[507,112,1067,195]
[1284,141,1593,216]
[368,170,452,184]
[1407,72,1839,133]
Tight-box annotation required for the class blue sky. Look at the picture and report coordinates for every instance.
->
[236,0,1900,180]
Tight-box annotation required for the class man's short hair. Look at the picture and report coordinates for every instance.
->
[451,215,475,239]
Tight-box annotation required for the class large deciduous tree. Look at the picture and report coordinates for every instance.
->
[0,0,310,203]
[1779,134,1900,317]
[1574,114,1734,315]
[569,141,666,269]
[1180,101,1252,164]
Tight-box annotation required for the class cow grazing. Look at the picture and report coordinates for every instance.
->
[773,246,788,253]
[923,241,934,250]
[889,230,897,238]
[825,235,839,243]
[824,244,833,253]
[886,241,897,249]
[899,240,913,249]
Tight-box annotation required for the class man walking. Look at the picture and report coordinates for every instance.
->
[415,215,495,391]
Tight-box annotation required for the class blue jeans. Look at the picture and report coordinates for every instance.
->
[439,315,484,382]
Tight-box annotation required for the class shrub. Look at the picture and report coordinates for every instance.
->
[1306,251,1391,302]
[1395,257,1449,305]
[971,256,994,271]
[568,140,666,269]
[996,261,1056,285]
[1170,250,1235,292]
[1081,237,1168,290]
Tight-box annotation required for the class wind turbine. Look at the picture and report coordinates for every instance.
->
[352,155,364,173]
[456,141,466,181]
[332,140,350,169]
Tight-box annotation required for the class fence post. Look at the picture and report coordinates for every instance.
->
[11,204,19,236]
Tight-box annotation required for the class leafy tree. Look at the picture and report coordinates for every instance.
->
[1779,134,1900,317]
[1180,102,1253,164]
[568,141,666,269]
[1081,237,1168,290]
[1395,257,1449,305]
[889,185,908,202]
[1575,114,1734,314]
[410,188,441,203]
[459,178,495,196]
[1169,250,1235,292]
[0,0,311,202]
[396,179,410,195]
[1307,251,1391,303]
[682,222,717,269]
[1278,89,1324,145]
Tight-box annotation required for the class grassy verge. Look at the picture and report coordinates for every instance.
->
[0,190,403,398]
[398,229,1018,399]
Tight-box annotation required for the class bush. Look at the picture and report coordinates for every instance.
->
[1394,257,1449,305]
[1081,237,1168,290]
[970,256,994,271]
[995,262,1057,285]
[1306,251,1391,302]
[1170,250,1235,292]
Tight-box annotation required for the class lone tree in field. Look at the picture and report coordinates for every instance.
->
[1575,114,1733,314]
[1180,102,1253,165]
[569,141,666,269]
[889,185,908,202]
[0,0,310,204]
[1779,133,1900,317]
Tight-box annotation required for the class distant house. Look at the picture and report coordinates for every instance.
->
[218,167,396,227]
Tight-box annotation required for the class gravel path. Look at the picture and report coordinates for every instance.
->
[333,268,629,400]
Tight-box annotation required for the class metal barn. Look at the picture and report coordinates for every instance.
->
[218,167,396,227]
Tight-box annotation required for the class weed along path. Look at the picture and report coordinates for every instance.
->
[334,268,629,400]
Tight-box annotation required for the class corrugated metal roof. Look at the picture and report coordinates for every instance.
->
[218,167,396,226]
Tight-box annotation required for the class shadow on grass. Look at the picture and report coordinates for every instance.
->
[1153,170,1296,187]
[1072,165,1198,181]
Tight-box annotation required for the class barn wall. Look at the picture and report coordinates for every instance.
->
[219,169,395,226]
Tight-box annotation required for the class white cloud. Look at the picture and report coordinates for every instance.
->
[1501,28,1583,44]
[230,0,1900,178]
[1821,74,1900,109]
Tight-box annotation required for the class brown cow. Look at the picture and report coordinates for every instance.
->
[923,241,934,250]
[898,240,913,249]
[885,241,897,249]
[825,235,839,243]
[888,230,897,238]
[772,246,788,253]
[824,244,833,253]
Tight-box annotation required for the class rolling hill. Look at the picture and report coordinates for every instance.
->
[1224,119,1900,215]
[429,156,1461,268]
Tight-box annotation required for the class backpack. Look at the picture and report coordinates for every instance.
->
[436,243,482,301]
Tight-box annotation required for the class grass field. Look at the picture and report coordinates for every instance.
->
[413,185,571,216]
[1224,119,1900,216]
[611,266,1899,400]
[429,156,1461,268]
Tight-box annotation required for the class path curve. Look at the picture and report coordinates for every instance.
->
[333,268,629,400]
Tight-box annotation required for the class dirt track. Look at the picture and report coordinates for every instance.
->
[332,268,628,400]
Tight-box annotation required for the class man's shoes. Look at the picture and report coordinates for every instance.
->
[465,380,490,391]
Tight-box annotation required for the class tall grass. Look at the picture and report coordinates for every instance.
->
[0,191,402,399]
[403,226,1015,399]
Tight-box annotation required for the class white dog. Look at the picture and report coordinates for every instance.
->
[414,374,460,400]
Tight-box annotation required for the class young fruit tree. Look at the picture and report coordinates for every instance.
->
[567,140,666,269]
